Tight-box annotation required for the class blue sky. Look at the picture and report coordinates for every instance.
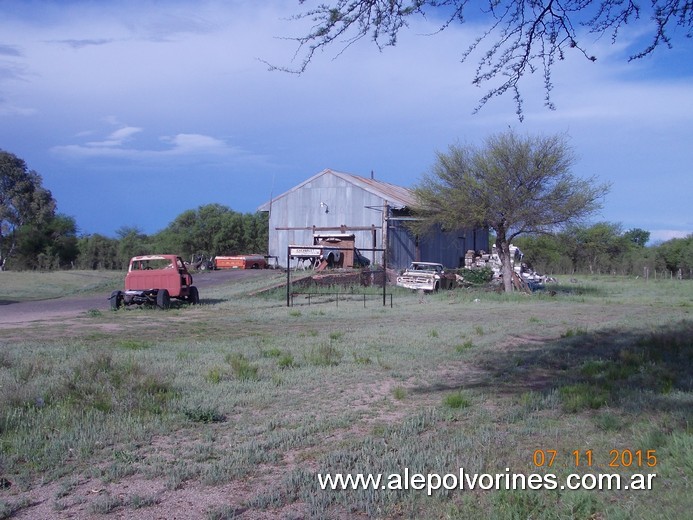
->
[1,0,691,243]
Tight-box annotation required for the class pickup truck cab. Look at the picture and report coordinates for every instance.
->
[110,254,199,309]
[396,262,456,292]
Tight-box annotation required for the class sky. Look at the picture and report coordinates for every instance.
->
[1,0,691,243]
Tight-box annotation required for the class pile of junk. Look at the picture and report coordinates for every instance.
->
[463,244,557,292]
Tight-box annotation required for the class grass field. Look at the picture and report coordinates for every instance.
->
[0,271,691,519]
[0,270,123,302]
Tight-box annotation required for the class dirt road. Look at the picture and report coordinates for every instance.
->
[0,269,271,327]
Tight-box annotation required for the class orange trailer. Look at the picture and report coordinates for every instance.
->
[214,255,267,269]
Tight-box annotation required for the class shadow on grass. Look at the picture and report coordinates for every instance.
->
[197,298,226,305]
[419,320,692,416]
[487,320,691,412]
[540,282,610,297]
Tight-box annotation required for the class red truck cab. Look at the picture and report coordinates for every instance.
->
[111,254,199,309]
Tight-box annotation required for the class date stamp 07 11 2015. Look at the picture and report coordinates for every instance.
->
[532,449,658,469]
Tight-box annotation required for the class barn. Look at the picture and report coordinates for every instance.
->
[257,168,488,269]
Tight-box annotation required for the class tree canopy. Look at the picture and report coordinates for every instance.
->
[515,225,689,276]
[280,0,692,117]
[0,150,61,270]
[412,131,609,291]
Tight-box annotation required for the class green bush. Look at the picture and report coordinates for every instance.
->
[226,353,259,381]
[456,267,494,285]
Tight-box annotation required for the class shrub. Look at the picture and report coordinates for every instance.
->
[183,407,227,423]
[277,353,295,369]
[559,383,609,412]
[226,354,259,381]
[457,267,494,285]
[307,344,342,367]
[444,392,470,409]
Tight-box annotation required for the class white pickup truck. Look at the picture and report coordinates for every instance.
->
[396,262,456,292]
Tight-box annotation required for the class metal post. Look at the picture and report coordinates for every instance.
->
[286,246,291,307]
[383,243,387,307]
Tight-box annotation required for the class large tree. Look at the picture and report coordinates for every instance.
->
[280,0,692,117]
[412,131,608,292]
[152,204,269,259]
[0,150,57,270]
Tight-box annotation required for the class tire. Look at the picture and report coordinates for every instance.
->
[156,289,170,310]
[188,286,200,305]
[110,290,123,311]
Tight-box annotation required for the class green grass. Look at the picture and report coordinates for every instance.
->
[0,269,123,301]
[0,273,691,518]
[443,391,470,409]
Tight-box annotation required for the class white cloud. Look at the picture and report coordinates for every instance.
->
[51,125,241,161]
[160,133,233,154]
[85,125,142,148]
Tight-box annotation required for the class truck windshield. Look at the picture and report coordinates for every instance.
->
[130,258,174,270]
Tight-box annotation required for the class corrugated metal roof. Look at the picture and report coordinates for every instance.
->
[257,168,416,211]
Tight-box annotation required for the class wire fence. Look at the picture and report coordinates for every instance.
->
[289,291,393,308]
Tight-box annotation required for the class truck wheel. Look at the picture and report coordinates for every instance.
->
[156,289,171,310]
[110,290,123,310]
[188,286,200,305]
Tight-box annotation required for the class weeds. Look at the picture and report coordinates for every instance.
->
[392,387,407,400]
[226,353,259,381]
[277,353,296,369]
[129,493,161,509]
[443,391,470,409]
[455,340,474,353]
[352,352,372,365]
[205,366,225,384]
[261,347,283,358]
[307,344,342,366]
[561,327,587,338]
[117,339,150,350]
[183,407,227,423]
[90,492,124,514]
[559,383,609,412]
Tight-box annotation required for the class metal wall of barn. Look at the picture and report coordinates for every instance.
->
[387,220,490,269]
[265,173,389,267]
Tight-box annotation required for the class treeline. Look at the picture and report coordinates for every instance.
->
[75,204,269,270]
[2,150,268,271]
[514,223,693,278]
[2,204,268,271]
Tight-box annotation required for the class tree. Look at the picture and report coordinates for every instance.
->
[14,214,79,269]
[1,150,57,270]
[76,234,121,270]
[657,234,693,275]
[116,226,151,266]
[571,222,626,274]
[280,0,692,118]
[151,204,270,259]
[513,233,569,274]
[412,131,608,291]
[623,228,650,248]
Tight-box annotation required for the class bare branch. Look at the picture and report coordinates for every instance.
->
[274,1,692,117]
